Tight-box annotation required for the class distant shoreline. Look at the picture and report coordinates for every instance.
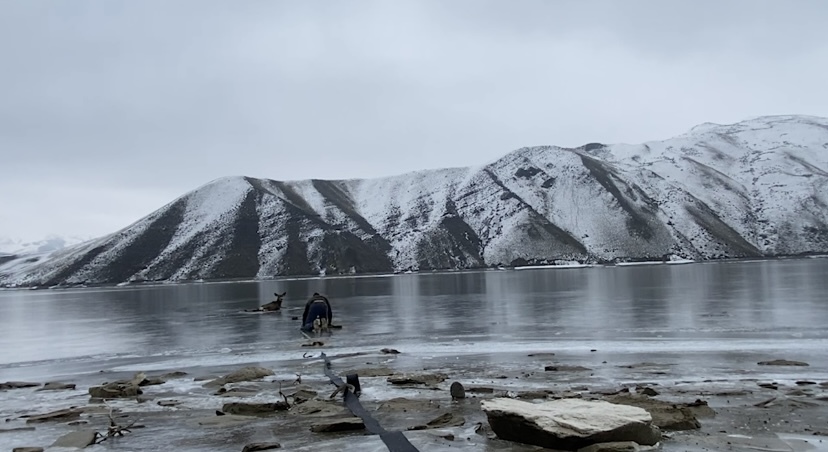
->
[2,253,826,293]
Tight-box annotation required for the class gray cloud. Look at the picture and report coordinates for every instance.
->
[1,0,827,241]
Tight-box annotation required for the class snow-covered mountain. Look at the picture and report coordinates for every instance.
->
[2,115,827,287]
[0,235,90,255]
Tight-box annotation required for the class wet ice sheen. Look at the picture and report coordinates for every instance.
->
[1,258,828,451]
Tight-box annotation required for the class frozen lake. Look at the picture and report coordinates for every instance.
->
[2,258,828,451]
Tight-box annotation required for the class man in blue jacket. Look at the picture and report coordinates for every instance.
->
[302,292,333,333]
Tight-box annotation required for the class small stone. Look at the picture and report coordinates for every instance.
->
[160,371,188,380]
[67,420,89,426]
[577,441,641,452]
[381,348,401,354]
[450,382,466,399]
[545,365,591,372]
[637,387,659,396]
[438,433,455,441]
[796,381,817,385]
[242,442,282,452]
[157,399,182,407]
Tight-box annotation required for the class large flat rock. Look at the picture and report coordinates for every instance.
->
[204,366,274,387]
[577,441,649,452]
[37,382,76,391]
[310,417,365,433]
[1,381,40,390]
[481,398,661,451]
[24,407,83,423]
[88,382,141,399]
[51,430,97,448]
[242,442,282,451]
[290,399,351,417]
[387,372,447,386]
[222,402,290,416]
[603,395,702,431]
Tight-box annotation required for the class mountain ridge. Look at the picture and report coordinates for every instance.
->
[2,115,827,287]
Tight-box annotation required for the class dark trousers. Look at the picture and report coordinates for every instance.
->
[302,301,329,331]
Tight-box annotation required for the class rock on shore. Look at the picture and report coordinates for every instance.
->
[481,398,661,451]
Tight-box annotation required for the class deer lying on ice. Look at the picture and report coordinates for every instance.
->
[245,292,286,312]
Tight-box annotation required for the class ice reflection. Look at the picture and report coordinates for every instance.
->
[0,258,827,379]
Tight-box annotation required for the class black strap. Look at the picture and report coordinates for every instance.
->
[321,353,419,452]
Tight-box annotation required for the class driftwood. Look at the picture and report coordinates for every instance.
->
[329,382,356,399]
[94,407,138,444]
[278,382,291,408]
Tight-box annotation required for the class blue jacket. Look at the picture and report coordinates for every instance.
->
[302,293,332,326]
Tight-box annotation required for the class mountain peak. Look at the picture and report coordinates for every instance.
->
[685,114,828,136]
[0,234,91,255]
[3,115,827,287]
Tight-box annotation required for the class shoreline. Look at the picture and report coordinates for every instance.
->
[3,346,828,451]
[3,253,828,292]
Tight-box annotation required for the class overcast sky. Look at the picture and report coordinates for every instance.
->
[1,0,827,243]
